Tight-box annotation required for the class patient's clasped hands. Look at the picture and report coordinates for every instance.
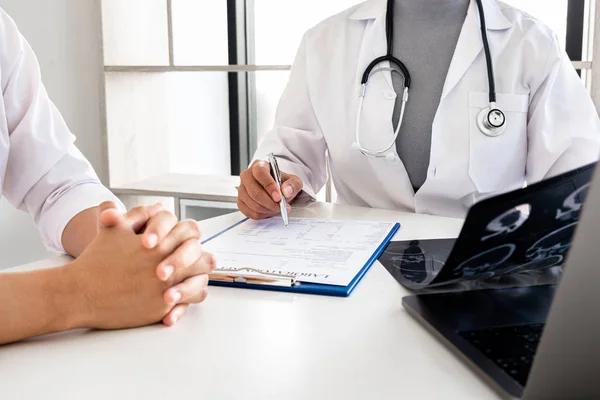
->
[67,202,215,330]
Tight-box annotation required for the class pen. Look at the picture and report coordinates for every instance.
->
[209,268,299,287]
[268,153,289,227]
[209,273,296,287]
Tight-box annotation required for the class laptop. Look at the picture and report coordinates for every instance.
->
[379,162,596,291]
[401,163,600,399]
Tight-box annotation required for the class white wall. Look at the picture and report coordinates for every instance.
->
[0,0,105,269]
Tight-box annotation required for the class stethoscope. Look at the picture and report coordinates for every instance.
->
[353,0,507,162]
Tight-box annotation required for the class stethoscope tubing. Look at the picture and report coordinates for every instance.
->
[355,0,504,159]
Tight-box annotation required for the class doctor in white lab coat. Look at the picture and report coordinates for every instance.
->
[237,0,600,220]
[0,9,214,344]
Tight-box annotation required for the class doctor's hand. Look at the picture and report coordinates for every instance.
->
[238,160,303,220]
[94,202,215,327]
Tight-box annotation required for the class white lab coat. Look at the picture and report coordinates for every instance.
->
[0,9,122,253]
[255,0,600,218]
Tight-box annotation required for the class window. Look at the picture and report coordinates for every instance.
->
[101,0,593,193]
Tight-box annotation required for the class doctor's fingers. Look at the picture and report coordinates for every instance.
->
[239,178,280,213]
[251,160,282,202]
[163,274,210,307]
[237,196,274,220]
[238,189,291,220]
[281,173,303,201]
[238,184,281,215]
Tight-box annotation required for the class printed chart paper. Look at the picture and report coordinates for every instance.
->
[204,217,397,286]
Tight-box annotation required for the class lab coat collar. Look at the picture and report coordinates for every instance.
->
[349,0,386,20]
[349,0,512,31]
[440,0,511,100]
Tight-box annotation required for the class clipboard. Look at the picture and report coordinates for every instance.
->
[202,219,401,297]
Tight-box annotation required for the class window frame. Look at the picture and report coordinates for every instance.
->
[566,0,586,75]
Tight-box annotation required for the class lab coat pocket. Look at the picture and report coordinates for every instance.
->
[468,92,529,193]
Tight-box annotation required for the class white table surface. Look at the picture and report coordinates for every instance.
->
[0,202,503,400]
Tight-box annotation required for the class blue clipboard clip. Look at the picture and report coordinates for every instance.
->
[209,268,300,288]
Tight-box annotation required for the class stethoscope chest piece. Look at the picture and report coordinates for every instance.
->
[477,106,507,137]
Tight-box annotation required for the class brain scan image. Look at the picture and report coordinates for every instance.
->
[453,244,516,279]
[556,183,590,222]
[526,223,577,262]
[416,164,596,288]
[500,255,564,276]
[482,204,530,242]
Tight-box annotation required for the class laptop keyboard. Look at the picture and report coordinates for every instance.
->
[459,323,545,387]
